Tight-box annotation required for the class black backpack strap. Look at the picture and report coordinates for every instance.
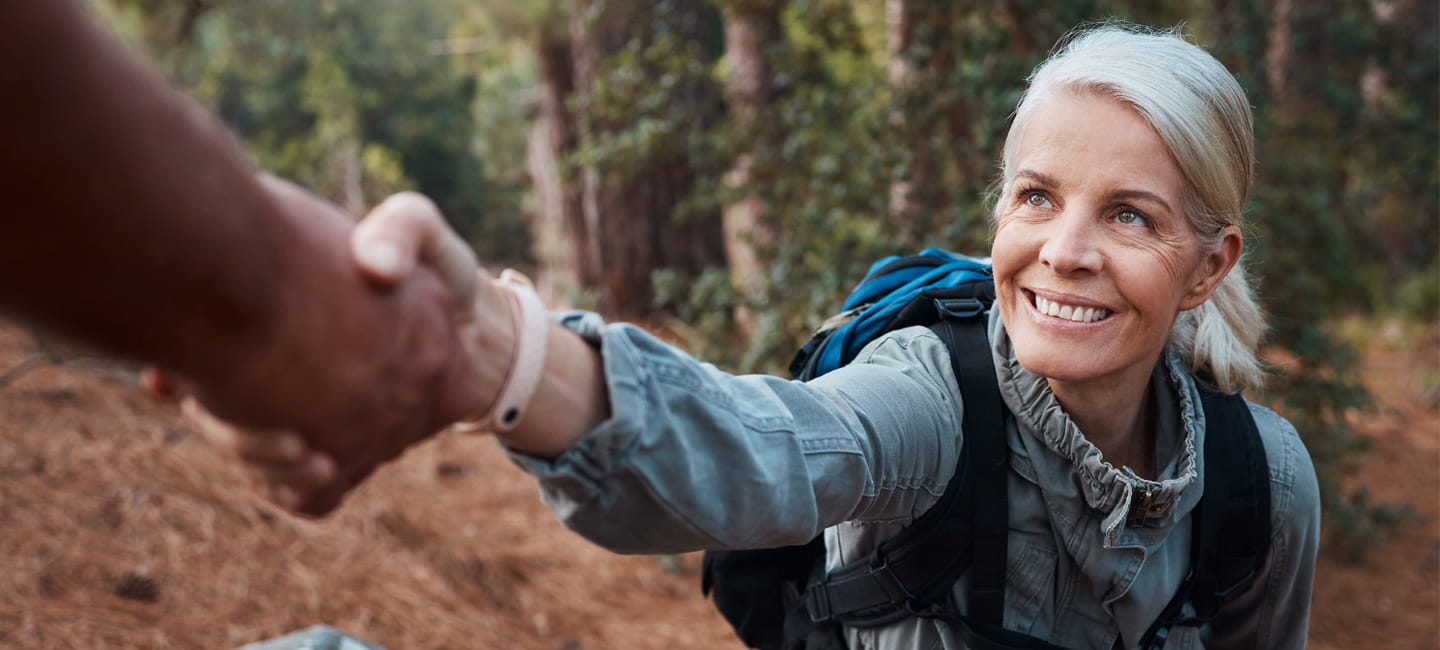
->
[938,317,1009,627]
[1191,389,1271,616]
[803,308,1007,628]
[947,616,1075,650]
[1137,389,1271,649]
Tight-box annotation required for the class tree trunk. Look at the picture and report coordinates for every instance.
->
[1265,0,1296,115]
[888,0,955,242]
[568,0,727,319]
[998,0,1033,54]
[888,0,986,246]
[568,0,623,298]
[526,108,571,300]
[719,1,782,333]
[887,0,917,228]
[531,24,592,296]
[721,2,781,124]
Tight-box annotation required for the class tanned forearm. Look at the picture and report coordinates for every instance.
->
[0,0,292,383]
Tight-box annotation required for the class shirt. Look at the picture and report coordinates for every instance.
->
[510,309,1320,649]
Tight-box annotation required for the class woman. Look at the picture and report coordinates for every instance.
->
[208,24,1319,649]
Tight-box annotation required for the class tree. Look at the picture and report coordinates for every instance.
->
[568,0,729,318]
[716,0,784,334]
[98,0,530,263]
[530,6,593,292]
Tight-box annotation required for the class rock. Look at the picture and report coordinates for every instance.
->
[236,626,385,650]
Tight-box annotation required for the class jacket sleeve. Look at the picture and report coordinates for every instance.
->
[505,314,965,555]
[1201,404,1321,650]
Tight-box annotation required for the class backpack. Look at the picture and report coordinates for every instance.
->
[700,248,1271,650]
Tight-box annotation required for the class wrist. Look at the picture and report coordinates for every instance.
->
[455,270,547,434]
[490,318,609,458]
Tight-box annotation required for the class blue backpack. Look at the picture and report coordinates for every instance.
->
[701,249,1271,650]
[788,248,994,379]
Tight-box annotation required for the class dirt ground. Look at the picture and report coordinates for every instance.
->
[0,318,1434,649]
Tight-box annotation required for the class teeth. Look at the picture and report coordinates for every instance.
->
[1034,295,1110,323]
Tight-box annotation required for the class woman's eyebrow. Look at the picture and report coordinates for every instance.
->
[1012,169,1060,187]
[1107,189,1173,214]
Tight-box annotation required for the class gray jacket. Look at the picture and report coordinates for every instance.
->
[512,310,1320,649]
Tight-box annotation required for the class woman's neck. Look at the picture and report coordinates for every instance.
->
[1047,368,1158,479]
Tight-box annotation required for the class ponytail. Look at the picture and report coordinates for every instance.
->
[1173,263,1266,394]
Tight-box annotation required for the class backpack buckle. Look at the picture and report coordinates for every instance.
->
[803,553,918,625]
[866,553,916,605]
[804,583,833,623]
[934,297,986,320]
[1215,568,1259,603]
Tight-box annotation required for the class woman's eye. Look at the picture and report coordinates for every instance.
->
[1023,191,1051,208]
[1115,209,1150,227]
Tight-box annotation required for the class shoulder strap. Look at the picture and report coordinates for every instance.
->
[1191,389,1271,616]
[802,308,1006,628]
[1137,389,1271,649]
[943,317,1008,626]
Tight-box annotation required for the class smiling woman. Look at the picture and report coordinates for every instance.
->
[1001,28,1267,395]
[993,91,1243,476]
[990,27,1264,484]
[203,22,1320,650]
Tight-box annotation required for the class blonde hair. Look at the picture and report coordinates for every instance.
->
[998,24,1266,394]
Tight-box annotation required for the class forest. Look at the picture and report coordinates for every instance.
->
[93,0,1436,564]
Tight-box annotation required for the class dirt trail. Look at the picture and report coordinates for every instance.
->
[0,320,1433,649]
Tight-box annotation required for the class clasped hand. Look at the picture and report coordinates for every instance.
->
[153,185,514,516]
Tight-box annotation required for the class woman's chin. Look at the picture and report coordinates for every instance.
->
[1012,351,1103,384]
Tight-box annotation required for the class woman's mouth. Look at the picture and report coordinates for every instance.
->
[1030,292,1112,323]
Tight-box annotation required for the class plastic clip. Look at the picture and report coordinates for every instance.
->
[934,297,986,320]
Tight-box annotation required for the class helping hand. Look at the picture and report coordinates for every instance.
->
[154,185,495,515]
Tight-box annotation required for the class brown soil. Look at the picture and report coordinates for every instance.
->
[0,319,1434,649]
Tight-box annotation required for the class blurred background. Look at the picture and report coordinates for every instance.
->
[0,0,1433,647]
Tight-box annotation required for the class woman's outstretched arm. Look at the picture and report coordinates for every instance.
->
[206,201,962,552]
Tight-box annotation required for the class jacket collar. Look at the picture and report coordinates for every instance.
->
[988,310,1204,547]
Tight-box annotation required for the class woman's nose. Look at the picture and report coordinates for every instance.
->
[1037,211,1102,275]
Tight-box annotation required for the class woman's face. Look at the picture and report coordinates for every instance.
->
[992,90,1231,392]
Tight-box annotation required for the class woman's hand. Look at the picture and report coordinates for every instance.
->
[351,191,482,307]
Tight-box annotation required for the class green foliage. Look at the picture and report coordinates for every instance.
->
[100,0,533,264]
[574,25,723,187]
[1393,266,1440,322]
[709,2,904,373]
[652,267,741,360]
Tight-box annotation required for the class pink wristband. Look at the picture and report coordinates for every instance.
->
[467,269,548,434]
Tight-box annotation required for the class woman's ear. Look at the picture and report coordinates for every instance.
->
[1180,225,1243,311]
